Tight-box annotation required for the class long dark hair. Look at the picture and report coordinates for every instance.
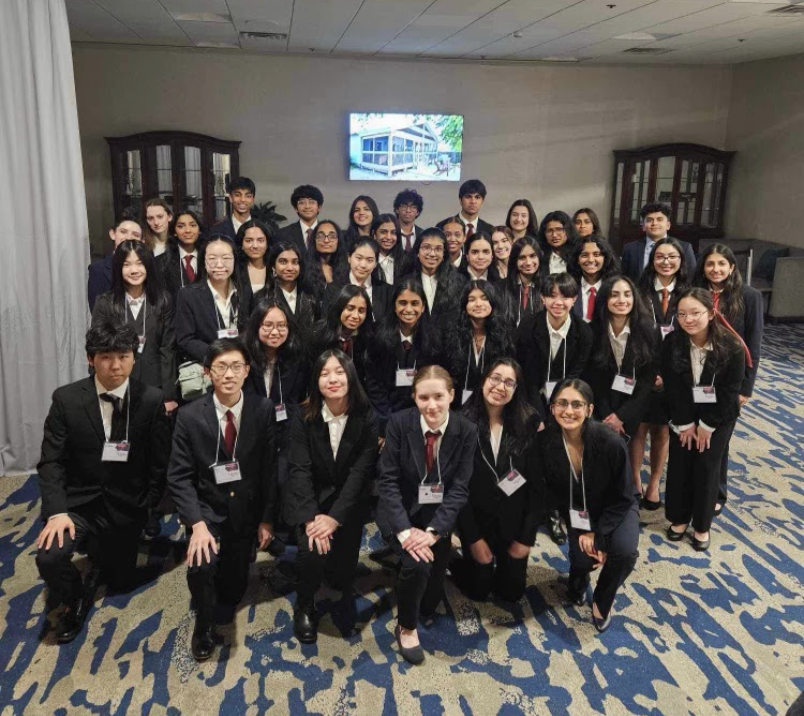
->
[111,240,167,310]
[505,199,539,237]
[235,218,272,260]
[302,349,370,422]
[462,358,537,454]
[671,287,741,367]
[503,235,543,295]
[372,279,440,359]
[397,228,465,310]
[462,231,500,282]
[590,276,657,370]
[335,236,387,286]
[538,211,579,268]
[169,208,206,244]
[638,237,690,296]
[569,236,621,285]
[572,207,602,237]
[262,240,315,296]
[692,243,745,322]
[371,213,404,266]
[307,219,348,299]
[344,195,379,248]
[244,297,301,373]
[313,284,374,357]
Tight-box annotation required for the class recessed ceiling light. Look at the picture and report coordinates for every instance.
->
[513,31,523,38]
[172,12,231,23]
[240,31,288,40]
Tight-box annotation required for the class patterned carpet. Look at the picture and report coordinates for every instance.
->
[1,325,802,716]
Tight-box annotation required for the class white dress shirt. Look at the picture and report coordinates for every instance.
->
[282,286,298,314]
[213,391,244,435]
[379,253,395,285]
[95,376,130,442]
[322,403,349,459]
[580,279,602,323]
[300,219,318,245]
[490,423,503,462]
[672,341,715,434]
[126,294,145,321]
[460,213,479,234]
[349,271,372,304]
[232,215,251,237]
[263,359,276,398]
[452,252,463,269]
[549,253,567,275]
[608,321,631,371]
[547,315,572,360]
[421,272,438,310]
[208,280,238,329]
[467,267,488,281]
[152,239,167,257]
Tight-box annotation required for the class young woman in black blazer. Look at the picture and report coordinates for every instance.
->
[505,199,539,243]
[568,236,621,323]
[156,209,205,302]
[454,359,541,603]
[254,241,318,334]
[693,244,764,514]
[377,365,476,665]
[539,379,639,632]
[286,349,378,643]
[461,231,501,283]
[324,237,391,322]
[175,235,251,367]
[91,239,178,412]
[372,213,404,286]
[490,226,513,280]
[499,235,543,327]
[582,276,659,495]
[445,279,514,409]
[365,279,442,437]
[235,219,271,293]
[306,220,348,301]
[538,211,579,277]
[344,195,379,250]
[632,237,691,509]
[663,289,745,551]
[441,215,468,271]
[572,207,603,240]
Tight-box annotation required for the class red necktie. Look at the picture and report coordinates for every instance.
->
[522,285,530,310]
[466,223,475,238]
[224,410,236,457]
[403,233,413,251]
[661,288,669,316]
[586,286,596,321]
[425,430,441,474]
[306,227,313,247]
[183,254,196,283]
[340,338,352,356]
[402,339,412,352]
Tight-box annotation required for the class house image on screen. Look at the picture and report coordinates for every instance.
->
[350,118,443,176]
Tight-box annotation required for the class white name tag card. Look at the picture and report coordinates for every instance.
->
[612,375,636,395]
[217,327,239,339]
[498,469,526,496]
[213,461,242,484]
[102,441,130,462]
[275,403,288,422]
[396,369,416,387]
[660,325,674,339]
[693,386,717,404]
[569,508,591,531]
[419,484,444,504]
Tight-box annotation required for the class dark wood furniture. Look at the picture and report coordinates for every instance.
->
[105,131,241,229]
[608,143,734,254]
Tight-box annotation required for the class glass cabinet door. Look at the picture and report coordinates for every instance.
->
[212,152,232,222]
[120,149,143,216]
[155,145,173,206]
[182,146,204,216]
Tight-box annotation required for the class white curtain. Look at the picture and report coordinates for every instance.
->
[0,0,89,474]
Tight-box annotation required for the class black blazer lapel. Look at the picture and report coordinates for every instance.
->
[334,413,363,474]
[434,414,462,479]
[312,418,337,474]
[236,393,257,461]
[81,379,106,444]
[201,395,225,460]
[405,417,427,480]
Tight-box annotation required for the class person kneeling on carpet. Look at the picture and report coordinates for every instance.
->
[167,338,277,662]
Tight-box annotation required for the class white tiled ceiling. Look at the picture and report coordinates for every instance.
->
[67,0,804,64]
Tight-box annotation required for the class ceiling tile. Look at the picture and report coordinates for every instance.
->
[227,0,293,32]
[334,0,437,54]
[65,0,141,40]
[287,0,365,52]
[93,0,175,25]
[177,19,241,46]
[158,0,230,17]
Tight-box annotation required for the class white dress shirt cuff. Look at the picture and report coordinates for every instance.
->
[47,513,68,520]
[699,421,716,433]
[397,529,411,543]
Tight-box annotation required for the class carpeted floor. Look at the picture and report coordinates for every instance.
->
[0,325,802,716]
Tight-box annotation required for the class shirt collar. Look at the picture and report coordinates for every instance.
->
[400,330,414,343]
[322,402,347,424]
[420,413,449,436]
[349,271,370,289]
[300,218,318,232]
[459,213,478,226]
[692,341,713,353]
[213,391,244,422]
[608,320,631,341]
[179,246,197,259]
[654,277,676,292]
[95,376,129,399]
[207,279,237,301]
[547,314,572,339]
[126,292,145,305]
[582,278,602,291]
[281,286,297,298]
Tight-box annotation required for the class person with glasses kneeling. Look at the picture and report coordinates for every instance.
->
[453,360,541,603]
[167,339,277,662]
[539,379,639,632]
[377,366,476,664]
[286,349,378,643]
[662,288,744,551]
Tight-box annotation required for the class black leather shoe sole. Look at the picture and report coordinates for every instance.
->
[549,519,567,546]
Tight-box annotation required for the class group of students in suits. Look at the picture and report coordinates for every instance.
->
[37,186,762,664]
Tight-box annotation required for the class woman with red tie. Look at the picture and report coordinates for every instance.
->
[568,236,620,324]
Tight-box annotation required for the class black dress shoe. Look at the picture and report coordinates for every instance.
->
[55,594,92,644]
[641,496,663,511]
[191,622,218,662]
[666,526,687,542]
[592,606,612,633]
[293,608,317,644]
[692,535,711,552]
[267,535,286,557]
[713,504,723,517]
[395,625,425,665]
[548,514,566,546]
[567,588,587,607]
[143,511,161,538]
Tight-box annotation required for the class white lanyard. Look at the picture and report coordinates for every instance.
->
[465,339,485,391]
[478,434,512,481]
[417,434,443,485]
[562,434,587,515]
[213,285,236,330]
[276,366,284,404]
[210,411,240,467]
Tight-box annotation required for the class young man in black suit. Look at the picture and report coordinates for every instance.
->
[621,202,696,283]
[87,213,143,310]
[394,188,424,252]
[442,179,494,238]
[212,177,256,244]
[36,322,169,643]
[167,338,277,662]
[276,184,324,254]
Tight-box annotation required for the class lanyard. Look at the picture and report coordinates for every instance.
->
[213,286,236,330]
[546,335,568,384]
[562,434,587,515]
[478,433,512,482]
[465,338,485,391]
[276,365,284,405]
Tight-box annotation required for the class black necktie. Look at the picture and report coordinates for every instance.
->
[100,392,126,442]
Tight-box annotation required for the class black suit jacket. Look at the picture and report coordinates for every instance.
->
[516,311,593,408]
[660,329,745,431]
[156,243,200,302]
[538,422,637,551]
[498,280,543,328]
[87,255,113,311]
[398,225,423,252]
[457,426,542,547]
[621,236,696,283]
[211,217,238,243]
[91,293,178,400]
[37,377,169,525]
[285,409,378,527]
[730,285,763,397]
[167,391,277,533]
[174,282,250,363]
[377,408,476,537]
[438,217,494,237]
[275,222,310,255]
[253,284,319,333]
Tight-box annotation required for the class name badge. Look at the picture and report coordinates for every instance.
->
[660,325,674,339]
[275,403,288,422]
[419,484,444,504]
[693,386,717,404]
[569,508,591,531]
[137,336,146,354]
[213,461,242,485]
[543,381,558,399]
[102,441,130,462]
[612,375,636,395]
[498,469,526,496]
[396,369,416,387]
[462,389,473,405]
[217,327,239,339]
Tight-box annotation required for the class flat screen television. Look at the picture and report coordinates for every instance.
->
[349,113,463,181]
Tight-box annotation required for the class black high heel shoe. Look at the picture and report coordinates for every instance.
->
[666,525,687,542]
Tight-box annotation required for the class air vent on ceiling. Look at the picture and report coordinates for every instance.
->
[622,47,674,55]
[766,4,804,14]
[240,31,288,40]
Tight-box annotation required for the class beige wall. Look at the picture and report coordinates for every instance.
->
[73,45,733,253]
[726,53,804,248]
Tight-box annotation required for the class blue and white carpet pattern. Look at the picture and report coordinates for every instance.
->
[0,325,802,715]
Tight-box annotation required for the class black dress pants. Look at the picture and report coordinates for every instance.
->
[36,499,141,604]
[294,517,365,611]
[566,504,639,619]
[390,534,452,630]
[186,520,253,626]
[455,533,529,603]
[666,420,736,533]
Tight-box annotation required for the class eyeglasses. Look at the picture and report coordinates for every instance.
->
[315,232,338,242]
[209,361,247,377]
[420,244,444,255]
[488,374,516,391]
[545,228,566,235]
[206,256,234,265]
[261,322,288,333]
[677,311,707,320]
[553,399,588,411]
[398,203,418,211]
[655,254,681,263]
